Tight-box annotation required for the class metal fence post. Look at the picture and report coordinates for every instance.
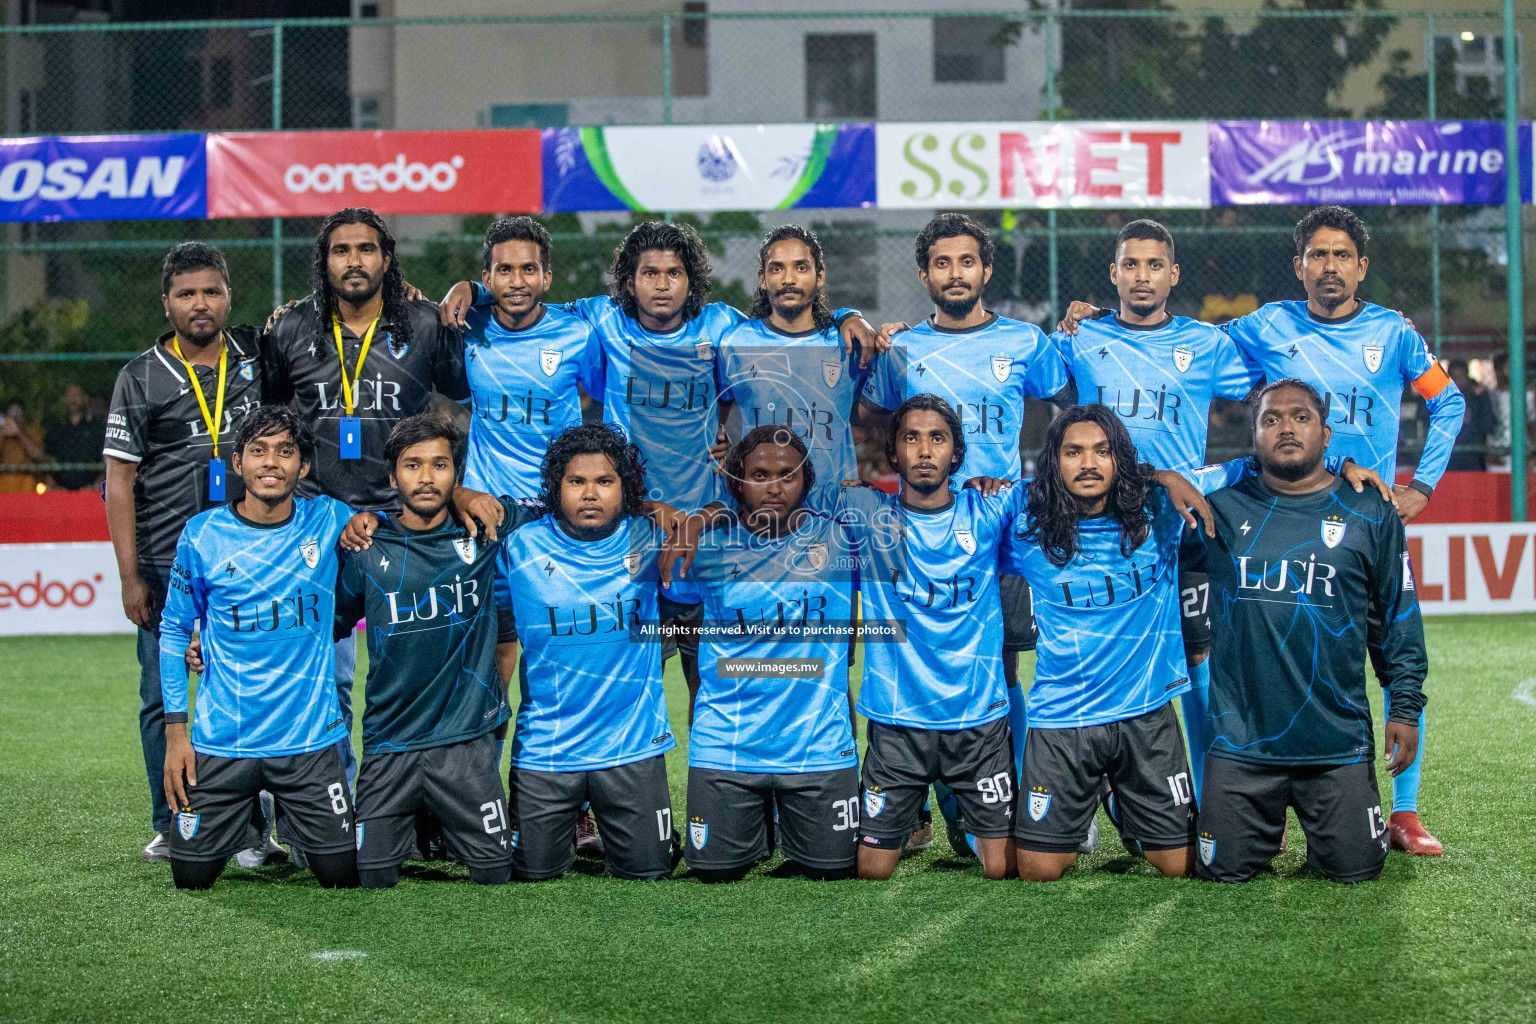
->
[661,14,673,125]
[271,22,284,309]
[1045,11,1059,327]
[1502,0,1526,520]
[1426,14,1442,356]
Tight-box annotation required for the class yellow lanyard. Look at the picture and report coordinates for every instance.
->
[170,335,228,458]
[332,313,381,416]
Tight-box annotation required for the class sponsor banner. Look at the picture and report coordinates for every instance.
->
[206,129,541,218]
[1406,523,1536,616]
[542,123,875,212]
[876,121,1209,209]
[1210,120,1534,206]
[0,543,128,636]
[0,134,205,223]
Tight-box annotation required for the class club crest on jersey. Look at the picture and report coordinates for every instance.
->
[818,359,842,390]
[1173,346,1194,373]
[1362,345,1384,373]
[806,542,828,571]
[864,787,885,818]
[238,358,255,381]
[1321,515,1346,549]
[991,354,1011,383]
[386,331,409,360]
[355,821,365,851]
[1198,832,1216,865]
[453,537,476,565]
[301,537,319,569]
[953,527,976,555]
[689,817,709,850]
[177,811,200,841]
[1401,550,1415,591]
[539,348,561,376]
[624,549,642,575]
[1027,787,1051,821]
[695,341,713,362]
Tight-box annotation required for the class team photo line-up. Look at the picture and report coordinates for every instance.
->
[105,200,1458,890]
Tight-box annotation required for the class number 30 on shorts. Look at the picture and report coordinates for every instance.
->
[978,772,1013,804]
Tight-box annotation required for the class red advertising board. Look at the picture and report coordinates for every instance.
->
[206,129,540,218]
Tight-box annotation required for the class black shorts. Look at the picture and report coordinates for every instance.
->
[684,766,859,872]
[1000,572,1037,653]
[1196,754,1387,884]
[169,745,353,863]
[1015,702,1194,853]
[356,733,511,871]
[507,755,675,881]
[1178,569,1211,658]
[858,716,1014,847]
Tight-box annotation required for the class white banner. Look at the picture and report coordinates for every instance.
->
[0,542,130,636]
[876,121,1210,209]
[1406,523,1536,616]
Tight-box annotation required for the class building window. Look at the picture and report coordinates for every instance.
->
[352,0,380,17]
[806,34,876,119]
[683,1,707,49]
[354,94,380,129]
[1436,31,1524,100]
[933,16,1006,84]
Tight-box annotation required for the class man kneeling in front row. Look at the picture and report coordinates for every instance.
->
[1185,379,1426,884]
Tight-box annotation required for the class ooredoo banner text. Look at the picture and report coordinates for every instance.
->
[206,129,541,218]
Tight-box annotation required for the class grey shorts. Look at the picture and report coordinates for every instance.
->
[684,766,859,872]
[1015,702,1194,853]
[1196,755,1387,884]
[858,716,1015,847]
[169,745,353,863]
[507,755,675,881]
[355,733,511,871]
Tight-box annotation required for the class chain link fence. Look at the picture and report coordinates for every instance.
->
[0,7,1531,480]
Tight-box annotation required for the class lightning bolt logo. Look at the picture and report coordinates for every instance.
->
[1239,520,1251,535]
[1286,345,1298,357]
[544,561,556,577]
[1097,347,1109,360]
[378,555,389,570]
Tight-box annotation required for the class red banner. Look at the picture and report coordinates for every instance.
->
[206,129,540,218]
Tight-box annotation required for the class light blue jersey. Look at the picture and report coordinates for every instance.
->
[159,497,354,758]
[863,313,1068,480]
[717,318,872,508]
[1222,300,1464,486]
[565,295,740,508]
[668,511,858,774]
[498,516,676,772]
[462,304,604,500]
[1053,314,1262,473]
[840,484,1026,730]
[1001,487,1190,729]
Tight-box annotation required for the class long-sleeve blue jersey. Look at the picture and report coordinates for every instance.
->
[159,497,354,759]
[1221,300,1464,488]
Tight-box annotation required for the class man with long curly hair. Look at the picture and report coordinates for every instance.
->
[494,423,688,882]
[264,208,496,792]
[1000,404,1209,881]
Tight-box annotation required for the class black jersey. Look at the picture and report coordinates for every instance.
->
[263,295,469,511]
[1181,474,1428,767]
[103,328,264,568]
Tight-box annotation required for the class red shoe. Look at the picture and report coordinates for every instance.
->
[575,808,605,859]
[1389,811,1443,856]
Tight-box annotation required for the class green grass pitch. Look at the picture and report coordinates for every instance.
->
[2,616,1533,1023]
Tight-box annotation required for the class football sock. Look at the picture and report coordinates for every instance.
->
[1182,660,1211,806]
[1384,691,1424,814]
[170,856,226,890]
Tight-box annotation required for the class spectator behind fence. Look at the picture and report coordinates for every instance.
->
[0,403,47,493]
[1445,360,1495,472]
[45,384,107,490]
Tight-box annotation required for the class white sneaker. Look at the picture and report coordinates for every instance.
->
[1077,818,1100,855]
[234,836,288,869]
[142,833,170,862]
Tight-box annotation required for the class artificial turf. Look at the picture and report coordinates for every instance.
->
[1,615,1533,1023]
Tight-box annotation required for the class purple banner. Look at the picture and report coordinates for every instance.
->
[1210,121,1532,206]
[0,134,206,222]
